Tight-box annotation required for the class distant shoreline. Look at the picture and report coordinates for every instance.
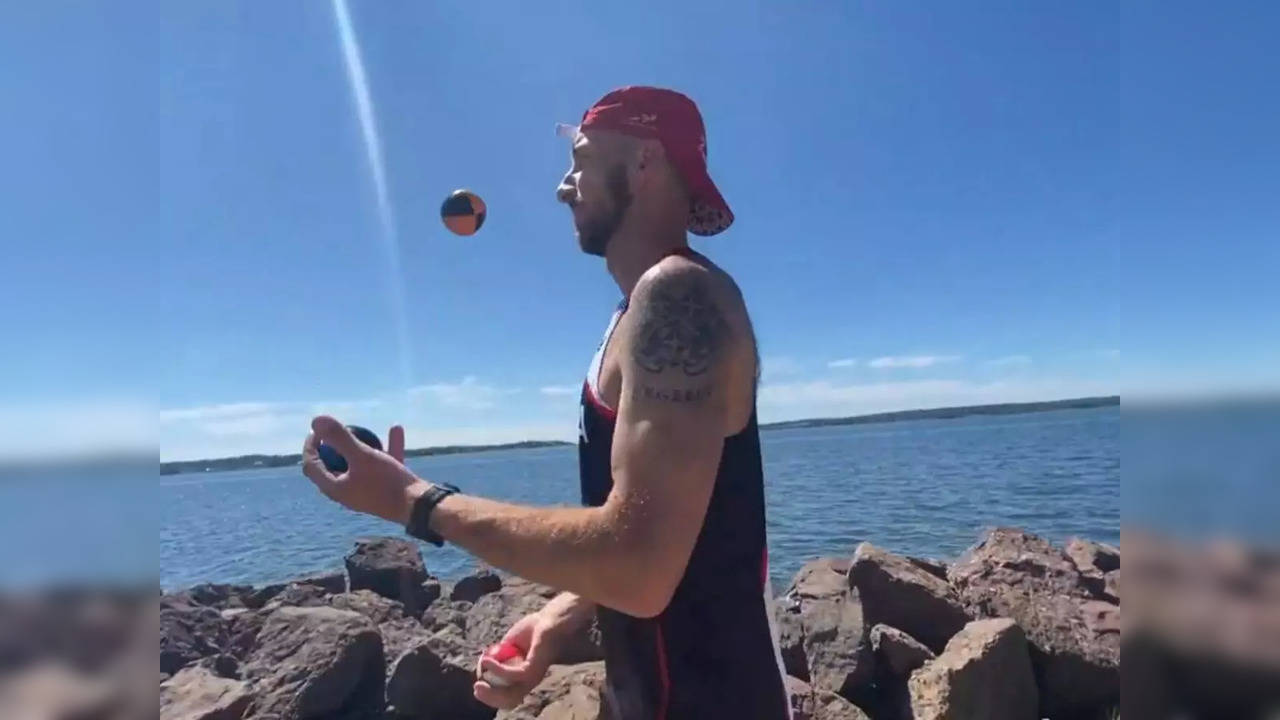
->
[757,395,1119,431]
[159,395,1117,476]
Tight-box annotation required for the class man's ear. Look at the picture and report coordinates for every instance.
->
[634,140,666,187]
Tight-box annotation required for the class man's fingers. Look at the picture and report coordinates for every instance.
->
[473,680,521,710]
[311,415,364,457]
[478,656,530,681]
[301,432,339,493]
[389,425,405,463]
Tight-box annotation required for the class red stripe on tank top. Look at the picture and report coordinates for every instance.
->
[655,619,671,720]
[583,379,617,421]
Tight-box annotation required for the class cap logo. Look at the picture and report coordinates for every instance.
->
[629,113,658,126]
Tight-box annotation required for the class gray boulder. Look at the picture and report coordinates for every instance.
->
[161,597,229,675]
[240,606,385,720]
[345,537,432,616]
[451,569,503,603]
[496,661,606,720]
[386,625,495,719]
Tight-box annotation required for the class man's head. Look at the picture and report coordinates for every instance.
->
[556,87,733,257]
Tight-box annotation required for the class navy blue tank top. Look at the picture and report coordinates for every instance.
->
[577,286,792,719]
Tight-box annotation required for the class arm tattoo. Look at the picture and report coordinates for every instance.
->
[632,272,729,379]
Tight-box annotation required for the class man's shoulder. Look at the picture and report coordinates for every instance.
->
[634,252,747,318]
[625,252,754,383]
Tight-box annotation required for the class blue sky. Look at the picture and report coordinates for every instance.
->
[1,2,1276,460]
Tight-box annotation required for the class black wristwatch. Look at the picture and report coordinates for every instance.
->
[404,482,460,547]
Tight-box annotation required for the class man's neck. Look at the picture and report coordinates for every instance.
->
[604,223,689,299]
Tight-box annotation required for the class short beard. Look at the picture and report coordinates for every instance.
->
[578,163,633,257]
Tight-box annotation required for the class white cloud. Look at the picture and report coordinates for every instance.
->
[201,413,299,438]
[868,355,962,369]
[159,402,276,423]
[408,376,517,411]
[828,358,859,369]
[402,422,575,448]
[985,355,1032,367]
[540,385,580,397]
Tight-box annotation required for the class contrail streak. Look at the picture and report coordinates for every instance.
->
[332,0,413,389]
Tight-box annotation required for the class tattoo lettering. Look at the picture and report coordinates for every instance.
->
[633,383,713,404]
[632,274,728,377]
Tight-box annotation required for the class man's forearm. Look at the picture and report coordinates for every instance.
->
[405,484,654,615]
[539,591,596,642]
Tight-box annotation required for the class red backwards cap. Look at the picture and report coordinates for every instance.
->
[565,86,734,236]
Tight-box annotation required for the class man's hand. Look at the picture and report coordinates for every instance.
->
[472,610,563,710]
[302,415,428,525]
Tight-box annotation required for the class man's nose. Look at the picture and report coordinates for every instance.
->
[556,177,576,205]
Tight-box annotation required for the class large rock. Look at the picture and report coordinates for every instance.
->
[949,528,1120,718]
[250,571,347,608]
[326,590,424,667]
[786,676,816,720]
[870,624,934,678]
[1104,570,1119,603]
[161,597,230,675]
[329,590,409,625]
[262,583,330,610]
[775,599,808,680]
[424,600,473,636]
[224,609,271,663]
[162,665,254,720]
[451,569,504,603]
[466,581,602,665]
[848,543,970,653]
[906,556,949,581]
[907,618,1037,720]
[497,661,606,720]
[182,584,255,610]
[345,537,432,616]
[194,653,241,680]
[784,675,873,720]
[782,557,875,703]
[386,625,495,719]
[1065,537,1120,574]
[948,527,1095,602]
[421,579,444,608]
[241,606,385,720]
[1066,538,1120,602]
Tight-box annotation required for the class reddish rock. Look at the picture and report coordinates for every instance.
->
[848,543,970,653]
[161,665,254,720]
[783,557,875,703]
[870,624,935,678]
[949,528,1119,718]
[908,618,1038,720]
[161,598,229,675]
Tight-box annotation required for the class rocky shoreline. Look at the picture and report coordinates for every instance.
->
[161,528,1122,720]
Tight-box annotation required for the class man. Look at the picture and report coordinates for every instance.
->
[302,86,791,719]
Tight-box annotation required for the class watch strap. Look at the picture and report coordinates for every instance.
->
[405,483,459,547]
